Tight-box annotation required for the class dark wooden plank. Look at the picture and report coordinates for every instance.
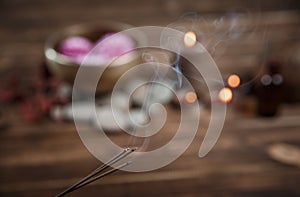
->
[1,1,300,196]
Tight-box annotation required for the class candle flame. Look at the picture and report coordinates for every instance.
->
[218,88,232,103]
[227,74,240,88]
[184,31,197,47]
[185,91,197,104]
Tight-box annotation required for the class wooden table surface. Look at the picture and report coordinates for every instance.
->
[1,0,300,196]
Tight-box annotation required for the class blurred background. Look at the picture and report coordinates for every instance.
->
[0,0,300,196]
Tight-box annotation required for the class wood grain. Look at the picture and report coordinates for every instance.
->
[0,0,300,196]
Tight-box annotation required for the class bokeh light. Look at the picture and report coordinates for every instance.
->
[227,74,241,88]
[184,91,197,104]
[184,31,197,47]
[218,87,233,103]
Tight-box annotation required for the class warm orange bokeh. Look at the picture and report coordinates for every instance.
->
[184,31,197,47]
[184,91,197,104]
[218,87,233,103]
[227,74,241,88]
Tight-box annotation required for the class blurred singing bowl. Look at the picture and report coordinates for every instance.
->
[44,21,144,94]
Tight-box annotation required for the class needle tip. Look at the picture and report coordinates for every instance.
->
[124,147,131,151]
[131,147,138,152]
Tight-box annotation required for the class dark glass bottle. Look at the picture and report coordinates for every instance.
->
[255,60,284,117]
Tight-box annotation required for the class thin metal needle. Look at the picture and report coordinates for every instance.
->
[69,161,131,193]
[54,147,136,197]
